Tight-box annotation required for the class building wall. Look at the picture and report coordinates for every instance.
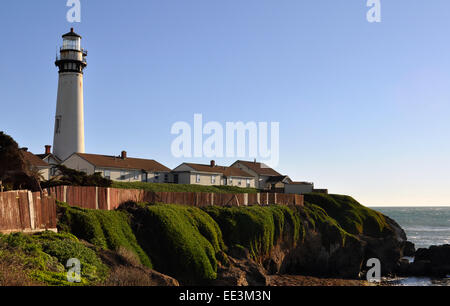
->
[189,173,222,186]
[285,184,314,195]
[172,172,256,188]
[38,168,50,181]
[62,154,95,175]
[63,154,170,183]
[172,172,192,185]
[231,162,262,188]
[99,168,170,183]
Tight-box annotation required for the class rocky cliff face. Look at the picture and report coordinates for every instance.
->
[57,195,414,286]
[242,205,409,281]
[206,195,413,284]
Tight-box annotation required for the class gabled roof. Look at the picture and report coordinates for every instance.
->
[20,151,50,168]
[74,153,170,172]
[288,181,314,185]
[234,160,282,177]
[178,163,254,178]
[36,153,61,163]
[266,175,292,184]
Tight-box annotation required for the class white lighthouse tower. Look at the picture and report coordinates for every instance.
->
[52,28,88,161]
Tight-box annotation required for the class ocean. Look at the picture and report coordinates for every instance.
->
[371,207,450,286]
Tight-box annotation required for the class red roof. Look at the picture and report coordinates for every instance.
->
[234,160,282,176]
[181,163,254,178]
[20,151,49,168]
[76,153,170,172]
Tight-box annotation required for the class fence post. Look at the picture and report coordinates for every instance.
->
[63,186,67,203]
[257,193,260,205]
[107,188,111,210]
[95,187,99,210]
[27,191,35,231]
[274,193,277,205]
[244,193,248,206]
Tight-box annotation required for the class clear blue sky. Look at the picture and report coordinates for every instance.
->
[1,1,450,206]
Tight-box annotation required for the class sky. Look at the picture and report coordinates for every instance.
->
[1,1,450,206]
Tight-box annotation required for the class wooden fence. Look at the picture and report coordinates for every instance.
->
[0,186,303,233]
[46,186,304,211]
[0,190,57,234]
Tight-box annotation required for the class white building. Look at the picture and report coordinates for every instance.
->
[62,151,171,183]
[36,145,61,178]
[20,149,51,181]
[230,160,286,190]
[172,161,256,188]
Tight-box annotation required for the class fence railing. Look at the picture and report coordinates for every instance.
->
[0,186,303,233]
[46,186,304,211]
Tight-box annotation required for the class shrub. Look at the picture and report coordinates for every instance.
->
[111,181,258,194]
[202,205,303,261]
[304,193,391,238]
[0,231,107,286]
[42,165,112,188]
[57,203,151,268]
[125,203,225,284]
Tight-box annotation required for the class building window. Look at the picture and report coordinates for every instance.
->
[211,176,216,184]
[142,173,148,182]
[104,170,111,179]
[164,174,169,183]
[120,171,126,180]
[55,116,62,134]
[196,174,201,183]
[134,171,139,180]
[154,172,160,181]
[229,177,233,185]
[238,180,242,186]
[246,179,251,188]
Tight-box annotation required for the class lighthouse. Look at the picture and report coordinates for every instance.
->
[52,28,87,161]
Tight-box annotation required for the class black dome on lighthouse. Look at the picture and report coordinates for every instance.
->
[62,28,82,39]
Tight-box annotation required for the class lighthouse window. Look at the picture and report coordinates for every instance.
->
[62,38,81,51]
[55,116,61,134]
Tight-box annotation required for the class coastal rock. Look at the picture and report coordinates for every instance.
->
[414,245,450,277]
[213,256,269,286]
[402,241,416,257]
[407,260,432,276]
[279,230,366,279]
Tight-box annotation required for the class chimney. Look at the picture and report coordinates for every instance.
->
[45,145,52,155]
[210,160,216,167]
[121,151,127,160]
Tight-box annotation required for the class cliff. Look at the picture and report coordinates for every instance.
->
[0,193,411,286]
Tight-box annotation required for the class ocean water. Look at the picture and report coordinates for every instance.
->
[371,207,450,286]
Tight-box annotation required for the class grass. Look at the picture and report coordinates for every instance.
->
[0,232,108,286]
[57,202,152,268]
[125,203,226,284]
[304,193,392,238]
[202,205,304,261]
[112,181,258,194]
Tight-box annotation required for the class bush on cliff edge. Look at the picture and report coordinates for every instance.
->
[57,202,151,268]
[202,205,304,261]
[124,203,225,284]
[304,193,391,238]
